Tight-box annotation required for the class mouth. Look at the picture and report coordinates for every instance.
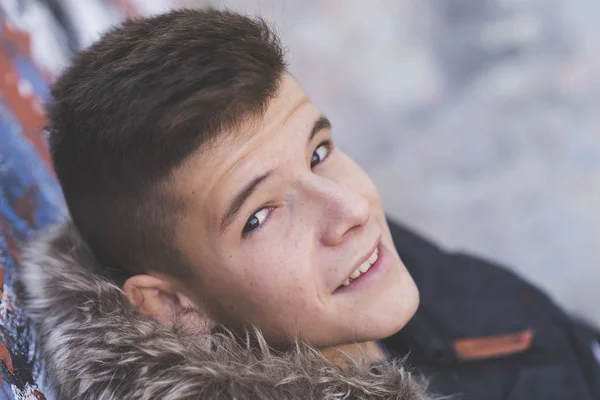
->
[335,243,381,292]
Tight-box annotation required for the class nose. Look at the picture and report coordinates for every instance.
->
[304,175,370,246]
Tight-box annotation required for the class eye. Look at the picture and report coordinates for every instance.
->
[311,141,332,168]
[242,208,270,236]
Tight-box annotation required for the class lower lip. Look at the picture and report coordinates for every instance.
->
[334,243,388,294]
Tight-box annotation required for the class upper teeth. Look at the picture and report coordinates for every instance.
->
[342,247,379,286]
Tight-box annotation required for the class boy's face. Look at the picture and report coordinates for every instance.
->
[172,75,419,347]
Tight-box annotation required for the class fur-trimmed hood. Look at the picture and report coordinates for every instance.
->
[18,222,430,399]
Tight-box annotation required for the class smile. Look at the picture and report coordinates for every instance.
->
[341,247,379,287]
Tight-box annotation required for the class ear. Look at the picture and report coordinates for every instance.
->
[122,274,214,332]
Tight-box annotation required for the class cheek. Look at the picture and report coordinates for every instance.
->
[205,246,316,322]
[240,245,311,300]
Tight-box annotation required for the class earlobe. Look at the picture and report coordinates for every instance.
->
[122,275,178,325]
[122,274,214,332]
[173,291,216,333]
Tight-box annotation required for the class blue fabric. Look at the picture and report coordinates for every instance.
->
[0,15,64,399]
[0,1,146,396]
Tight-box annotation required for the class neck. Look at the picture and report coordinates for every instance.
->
[321,341,386,368]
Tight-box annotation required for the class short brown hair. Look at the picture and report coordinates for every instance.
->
[48,8,286,280]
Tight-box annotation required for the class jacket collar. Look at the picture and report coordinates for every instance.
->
[18,222,429,399]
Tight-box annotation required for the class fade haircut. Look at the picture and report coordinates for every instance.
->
[48,8,286,280]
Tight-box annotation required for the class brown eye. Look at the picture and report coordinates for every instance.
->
[242,208,269,235]
[311,142,331,168]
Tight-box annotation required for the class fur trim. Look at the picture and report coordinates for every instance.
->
[18,222,430,399]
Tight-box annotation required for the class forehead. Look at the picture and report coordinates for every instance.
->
[173,74,321,227]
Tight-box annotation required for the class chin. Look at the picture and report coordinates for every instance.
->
[388,282,420,335]
[325,285,419,348]
[364,270,420,342]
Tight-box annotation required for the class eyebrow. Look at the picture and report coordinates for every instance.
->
[219,171,273,235]
[219,115,332,234]
[310,115,331,142]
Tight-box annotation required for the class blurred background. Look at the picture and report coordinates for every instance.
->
[6,0,600,327]
[210,0,600,329]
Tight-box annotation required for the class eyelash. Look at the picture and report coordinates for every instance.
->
[242,207,273,237]
[311,140,333,168]
[242,140,334,238]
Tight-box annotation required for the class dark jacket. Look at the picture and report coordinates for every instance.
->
[383,219,600,400]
